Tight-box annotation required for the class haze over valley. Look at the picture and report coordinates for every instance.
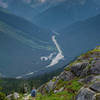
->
[0,0,100,78]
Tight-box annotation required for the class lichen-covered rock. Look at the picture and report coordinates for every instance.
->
[76,88,96,100]
[58,87,64,92]
[79,75,94,83]
[80,75,100,84]
[92,75,100,81]
[70,62,88,76]
[95,93,100,100]
[38,84,47,94]
[90,81,100,92]
[7,92,20,100]
[54,87,64,93]
[80,67,90,77]
[46,80,55,91]
[95,46,100,50]
[38,46,100,100]
[59,71,75,81]
[90,60,100,75]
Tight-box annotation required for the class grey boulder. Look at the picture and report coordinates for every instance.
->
[90,81,100,92]
[76,88,95,100]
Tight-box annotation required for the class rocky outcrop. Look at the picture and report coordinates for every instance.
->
[76,88,96,100]
[70,62,88,77]
[38,46,100,100]
[7,92,20,100]
[76,81,100,100]
[59,71,75,81]
[90,82,100,92]
[90,60,100,75]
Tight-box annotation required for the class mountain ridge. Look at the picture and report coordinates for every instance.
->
[37,46,100,100]
[0,8,58,77]
[34,0,100,30]
[1,0,100,30]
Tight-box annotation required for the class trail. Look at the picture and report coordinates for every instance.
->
[23,94,31,100]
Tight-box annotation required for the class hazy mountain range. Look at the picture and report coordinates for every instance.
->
[0,0,100,78]
[0,0,100,30]
[0,8,58,77]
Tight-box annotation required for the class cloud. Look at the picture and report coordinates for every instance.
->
[0,0,8,8]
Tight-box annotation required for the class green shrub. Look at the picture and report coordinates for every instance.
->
[0,92,7,100]
[36,79,83,100]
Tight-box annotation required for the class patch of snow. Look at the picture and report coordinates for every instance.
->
[26,72,34,76]
[41,57,48,61]
[16,76,23,79]
[40,52,56,61]
[16,72,35,79]
[46,35,64,68]
[52,30,60,35]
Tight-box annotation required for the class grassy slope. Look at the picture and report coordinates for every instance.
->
[36,79,83,100]
[8,46,100,100]
[34,46,100,100]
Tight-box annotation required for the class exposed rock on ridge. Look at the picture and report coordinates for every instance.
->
[38,46,100,100]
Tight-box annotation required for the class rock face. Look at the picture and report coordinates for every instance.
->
[7,92,20,100]
[59,71,75,81]
[90,61,100,75]
[70,62,88,77]
[38,46,100,100]
[76,88,96,100]
[46,81,55,92]
[90,82,100,92]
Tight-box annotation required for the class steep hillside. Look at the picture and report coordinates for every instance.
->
[0,0,66,23]
[1,0,100,30]
[34,0,100,30]
[0,8,52,41]
[0,7,100,78]
[0,67,64,94]
[0,0,38,20]
[38,46,100,100]
[56,14,100,71]
[0,8,57,77]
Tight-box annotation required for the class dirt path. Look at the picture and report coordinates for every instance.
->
[23,94,31,100]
